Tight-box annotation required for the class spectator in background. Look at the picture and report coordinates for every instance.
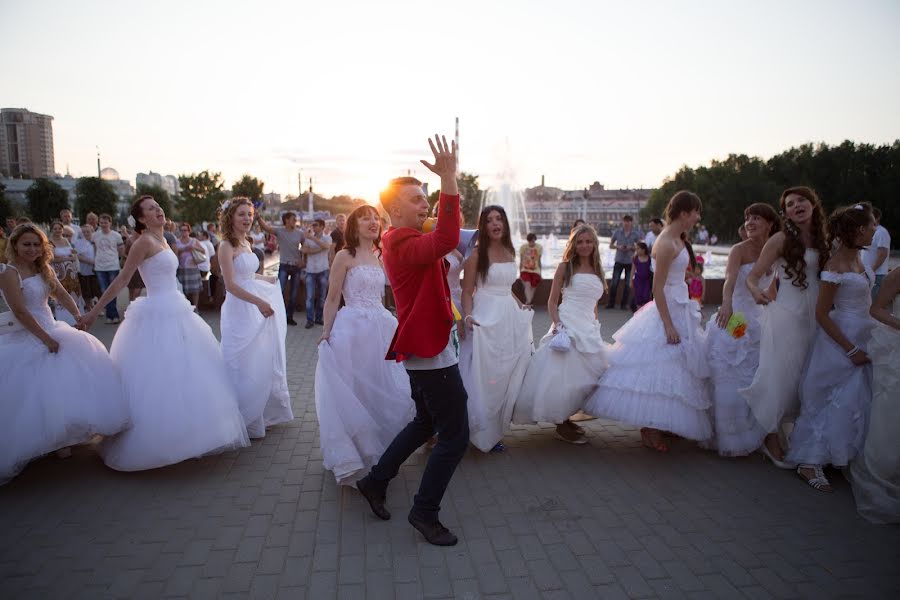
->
[206,222,220,247]
[696,225,710,245]
[738,223,749,241]
[631,241,652,311]
[124,229,145,301]
[75,223,99,310]
[163,219,178,248]
[174,222,206,308]
[5,217,16,236]
[687,261,705,306]
[93,213,125,324]
[302,218,332,329]
[519,232,542,307]
[572,219,586,231]
[0,228,6,263]
[331,213,347,253]
[250,223,266,254]
[85,212,99,232]
[258,211,305,326]
[197,230,217,300]
[644,217,663,252]
[59,209,80,241]
[607,215,640,310]
[862,207,891,298]
[49,222,83,325]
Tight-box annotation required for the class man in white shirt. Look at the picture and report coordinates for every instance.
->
[644,218,663,251]
[862,207,891,298]
[302,218,332,328]
[93,213,125,323]
[60,208,80,241]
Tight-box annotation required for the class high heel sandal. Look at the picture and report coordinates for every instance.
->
[796,464,833,493]
[640,428,669,453]
[759,444,796,470]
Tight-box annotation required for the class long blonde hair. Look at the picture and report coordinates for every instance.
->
[561,224,605,287]
[5,223,55,284]
[218,197,254,249]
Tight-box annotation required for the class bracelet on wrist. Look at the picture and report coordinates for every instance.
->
[845,345,860,357]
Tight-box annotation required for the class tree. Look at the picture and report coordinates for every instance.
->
[26,178,70,224]
[426,171,482,226]
[0,181,14,222]
[135,183,173,220]
[176,171,226,225]
[76,177,119,223]
[231,174,264,204]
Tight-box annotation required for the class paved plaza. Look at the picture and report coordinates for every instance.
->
[1,307,899,599]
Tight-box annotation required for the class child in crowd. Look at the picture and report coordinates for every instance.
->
[630,241,652,311]
[687,261,705,306]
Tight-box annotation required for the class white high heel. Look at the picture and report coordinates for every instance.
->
[759,444,796,470]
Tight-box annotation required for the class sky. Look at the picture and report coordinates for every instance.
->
[2,0,899,202]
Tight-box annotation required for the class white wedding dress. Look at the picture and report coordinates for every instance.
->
[0,265,130,484]
[740,249,820,434]
[221,252,293,439]
[786,268,875,467]
[460,261,534,452]
[514,273,608,425]
[315,265,415,485]
[101,250,249,471]
[585,246,712,441]
[850,294,900,523]
[703,263,773,456]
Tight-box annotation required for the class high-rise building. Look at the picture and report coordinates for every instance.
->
[0,108,55,178]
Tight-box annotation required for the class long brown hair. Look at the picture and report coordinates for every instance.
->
[828,202,873,250]
[218,197,254,249]
[744,202,782,236]
[475,205,515,283]
[344,205,382,257]
[779,186,828,289]
[130,195,155,233]
[561,224,605,287]
[5,223,55,284]
[664,190,702,269]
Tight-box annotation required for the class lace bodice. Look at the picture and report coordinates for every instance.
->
[478,262,518,296]
[232,252,259,282]
[343,265,386,310]
[138,250,179,296]
[732,262,774,316]
[821,268,873,316]
[0,272,55,329]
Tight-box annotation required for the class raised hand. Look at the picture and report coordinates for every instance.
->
[420,134,457,179]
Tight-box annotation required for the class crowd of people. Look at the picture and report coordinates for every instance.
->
[1,136,897,548]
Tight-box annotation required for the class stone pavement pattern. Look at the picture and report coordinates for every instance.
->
[1,307,899,599]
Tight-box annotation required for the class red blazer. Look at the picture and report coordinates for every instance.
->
[383,193,461,361]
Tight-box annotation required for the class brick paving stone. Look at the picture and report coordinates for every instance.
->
[1,308,898,599]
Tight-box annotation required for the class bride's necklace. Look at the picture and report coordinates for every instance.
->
[148,229,166,244]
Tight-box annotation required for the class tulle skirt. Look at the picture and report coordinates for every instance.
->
[514,326,607,425]
[849,323,900,523]
[703,314,766,456]
[585,290,712,441]
[786,312,875,467]
[101,291,250,471]
[315,305,415,485]
[221,279,293,439]
[0,322,130,483]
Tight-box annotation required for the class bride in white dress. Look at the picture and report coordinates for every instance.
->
[514,224,608,444]
[315,205,414,485]
[218,198,293,439]
[460,205,534,452]
[585,191,711,452]
[787,204,877,492]
[0,224,130,483]
[81,195,249,471]
[850,267,900,522]
[704,203,780,457]
[740,186,829,466]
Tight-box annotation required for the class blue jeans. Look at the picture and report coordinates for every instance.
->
[95,270,120,320]
[305,269,328,324]
[278,263,303,320]
[369,365,469,522]
[872,274,885,300]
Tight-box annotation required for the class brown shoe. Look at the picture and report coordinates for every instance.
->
[356,475,390,520]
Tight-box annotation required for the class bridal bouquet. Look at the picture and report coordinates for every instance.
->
[726,312,748,339]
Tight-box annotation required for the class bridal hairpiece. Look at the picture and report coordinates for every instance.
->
[126,215,136,228]
[852,204,864,210]
[220,199,232,212]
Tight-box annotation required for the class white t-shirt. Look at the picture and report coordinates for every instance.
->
[404,328,460,370]
[198,239,216,272]
[304,234,332,274]
[74,238,95,276]
[644,231,657,250]
[862,225,891,276]
[93,230,124,271]
[251,231,266,250]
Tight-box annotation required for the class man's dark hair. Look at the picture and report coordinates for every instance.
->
[650,217,664,226]
[281,211,296,225]
[573,219,585,227]
[872,207,882,220]
[623,214,633,222]
[526,232,537,242]
[314,218,326,227]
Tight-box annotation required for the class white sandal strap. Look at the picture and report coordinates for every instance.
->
[798,465,831,489]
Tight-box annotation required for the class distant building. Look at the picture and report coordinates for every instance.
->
[136,171,179,196]
[262,192,281,205]
[100,167,135,217]
[1,175,78,208]
[524,180,654,235]
[0,108,55,179]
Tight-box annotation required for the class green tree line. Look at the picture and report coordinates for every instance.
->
[643,140,900,243]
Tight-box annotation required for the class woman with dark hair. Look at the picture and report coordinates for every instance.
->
[314,205,414,485]
[850,267,900,522]
[704,203,781,457]
[787,203,877,492]
[218,198,293,440]
[740,186,829,467]
[0,224,129,483]
[460,205,534,452]
[80,195,249,471]
[513,224,608,443]
[585,191,711,452]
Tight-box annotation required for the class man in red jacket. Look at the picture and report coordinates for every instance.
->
[356,135,468,546]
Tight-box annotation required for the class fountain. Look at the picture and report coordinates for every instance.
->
[481,180,529,240]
